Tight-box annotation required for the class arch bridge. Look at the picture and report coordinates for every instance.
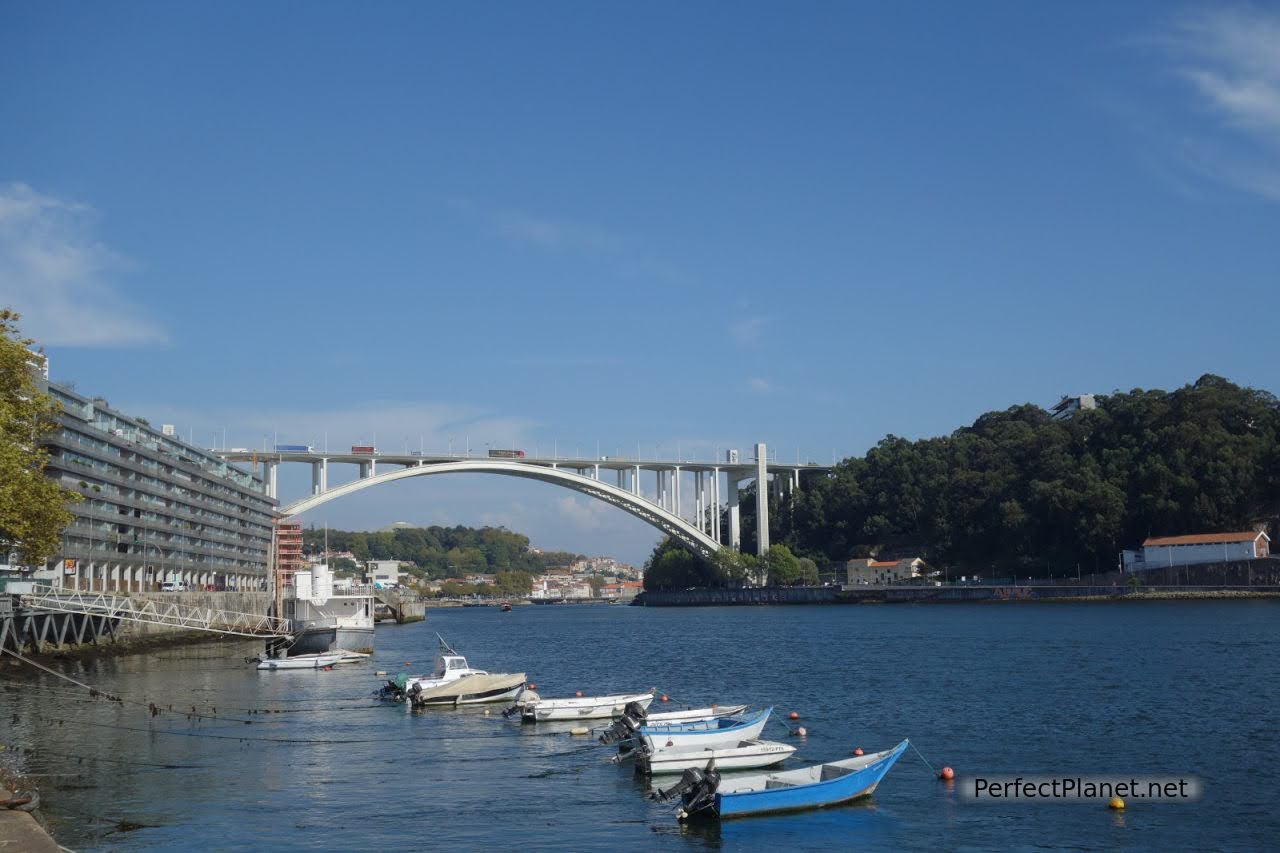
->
[214,443,829,557]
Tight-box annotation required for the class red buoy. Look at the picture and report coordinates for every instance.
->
[528,683,536,690]
[788,711,799,720]
[660,695,669,702]
[939,766,955,781]
[853,747,864,756]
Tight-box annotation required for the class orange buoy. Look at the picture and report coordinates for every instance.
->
[575,690,582,697]
[788,711,799,720]
[528,683,536,690]
[939,766,955,781]
[795,726,807,737]
[853,747,864,756]
[1108,796,1125,810]
[660,695,669,702]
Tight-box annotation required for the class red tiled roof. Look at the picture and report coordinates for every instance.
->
[1143,531,1268,547]
[869,560,899,567]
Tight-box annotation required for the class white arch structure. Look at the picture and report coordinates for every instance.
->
[277,460,722,559]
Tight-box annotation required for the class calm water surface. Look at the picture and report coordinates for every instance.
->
[2,601,1278,851]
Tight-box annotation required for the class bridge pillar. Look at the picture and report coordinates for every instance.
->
[712,467,721,543]
[633,465,640,496]
[264,461,278,499]
[311,461,324,495]
[755,443,770,557]
[727,475,740,551]
[593,463,600,480]
[359,461,371,479]
[673,467,681,518]
[696,471,705,532]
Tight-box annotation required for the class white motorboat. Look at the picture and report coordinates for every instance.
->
[640,738,796,775]
[641,707,772,752]
[600,702,749,745]
[382,635,526,706]
[256,652,344,671]
[517,691,654,722]
[334,650,370,664]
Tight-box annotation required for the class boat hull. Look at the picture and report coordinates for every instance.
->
[641,739,795,775]
[696,740,909,819]
[256,652,344,671]
[289,625,375,656]
[410,673,527,706]
[522,693,653,722]
[643,708,771,752]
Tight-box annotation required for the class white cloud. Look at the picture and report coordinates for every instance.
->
[745,376,773,394]
[0,183,168,346]
[1156,6,1280,200]
[731,315,769,345]
[554,495,610,531]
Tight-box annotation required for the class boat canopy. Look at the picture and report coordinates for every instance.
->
[431,655,470,677]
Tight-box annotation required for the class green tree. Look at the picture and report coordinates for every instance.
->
[642,537,724,590]
[764,544,802,586]
[0,311,79,565]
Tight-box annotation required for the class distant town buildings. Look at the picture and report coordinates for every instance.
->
[846,557,928,586]
[1122,531,1270,571]
[1050,394,1097,419]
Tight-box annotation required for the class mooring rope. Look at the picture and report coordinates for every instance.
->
[0,646,265,725]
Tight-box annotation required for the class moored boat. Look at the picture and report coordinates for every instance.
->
[600,701,749,748]
[517,691,654,722]
[641,707,772,753]
[655,740,909,820]
[383,635,526,706]
[256,651,345,670]
[639,738,796,775]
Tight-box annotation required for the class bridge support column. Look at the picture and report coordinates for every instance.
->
[633,465,640,496]
[359,461,371,479]
[727,476,740,552]
[694,472,702,532]
[755,443,770,558]
[311,461,324,495]
[712,467,721,544]
[593,463,600,480]
[264,461,278,499]
[673,467,681,518]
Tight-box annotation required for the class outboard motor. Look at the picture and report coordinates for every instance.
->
[599,701,649,744]
[651,764,720,817]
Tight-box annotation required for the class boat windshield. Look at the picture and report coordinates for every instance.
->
[431,655,469,677]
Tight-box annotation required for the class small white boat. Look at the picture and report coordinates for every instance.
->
[642,708,772,752]
[601,702,749,746]
[382,635,526,706]
[334,650,370,664]
[517,691,654,722]
[640,738,796,775]
[256,652,344,670]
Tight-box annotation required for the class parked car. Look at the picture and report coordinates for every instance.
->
[161,581,188,592]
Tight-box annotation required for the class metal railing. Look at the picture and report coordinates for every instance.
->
[18,583,291,638]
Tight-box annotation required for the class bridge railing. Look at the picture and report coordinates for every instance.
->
[19,583,291,638]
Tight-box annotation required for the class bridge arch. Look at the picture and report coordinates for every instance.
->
[277,460,721,558]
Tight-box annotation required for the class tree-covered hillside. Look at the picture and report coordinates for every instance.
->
[302,524,583,579]
[747,374,1279,577]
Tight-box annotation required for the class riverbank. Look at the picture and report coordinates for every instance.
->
[636,584,1280,606]
[0,775,59,853]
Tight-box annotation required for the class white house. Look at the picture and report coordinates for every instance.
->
[1123,531,1270,571]
[364,560,401,587]
[846,557,928,586]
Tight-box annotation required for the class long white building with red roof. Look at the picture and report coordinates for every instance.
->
[1123,530,1271,571]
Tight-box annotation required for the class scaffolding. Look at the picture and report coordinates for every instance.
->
[18,583,292,638]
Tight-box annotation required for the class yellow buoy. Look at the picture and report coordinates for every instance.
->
[570,726,589,736]
[1109,796,1125,810]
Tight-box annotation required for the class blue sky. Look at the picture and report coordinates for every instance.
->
[2,2,1278,563]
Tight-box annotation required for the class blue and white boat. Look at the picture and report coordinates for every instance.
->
[641,707,772,752]
[656,739,908,820]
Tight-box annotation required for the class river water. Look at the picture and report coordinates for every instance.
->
[2,601,1277,851]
